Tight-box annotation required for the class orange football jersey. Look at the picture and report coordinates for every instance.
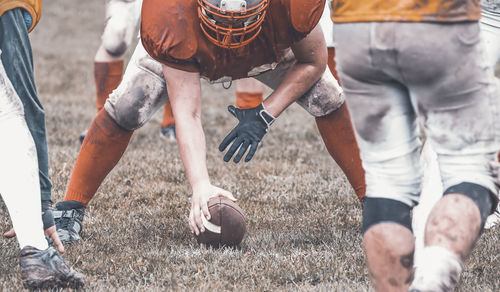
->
[141,0,325,81]
[332,0,481,23]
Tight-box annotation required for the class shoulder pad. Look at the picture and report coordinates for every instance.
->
[141,0,198,62]
[289,0,325,33]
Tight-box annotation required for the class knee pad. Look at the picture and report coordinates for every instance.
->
[295,68,344,117]
[104,44,167,131]
[106,86,150,130]
[362,197,412,234]
[443,182,496,228]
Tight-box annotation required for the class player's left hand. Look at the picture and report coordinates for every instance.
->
[219,103,275,163]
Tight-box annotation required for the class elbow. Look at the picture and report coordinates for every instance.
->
[316,59,327,80]
[310,57,327,83]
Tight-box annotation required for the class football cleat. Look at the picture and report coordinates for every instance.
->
[20,246,85,289]
[79,129,88,144]
[53,201,85,243]
[160,124,176,142]
[484,207,500,229]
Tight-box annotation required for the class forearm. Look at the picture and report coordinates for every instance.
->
[175,114,210,191]
[163,65,209,191]
[263,61,325,117]
[263,25,327,117]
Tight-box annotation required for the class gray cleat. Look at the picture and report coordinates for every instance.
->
[20,246,85,289]
[53,201,85,243]
[160,124,176,142]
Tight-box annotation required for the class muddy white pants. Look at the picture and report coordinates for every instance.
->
[0,50,47,250]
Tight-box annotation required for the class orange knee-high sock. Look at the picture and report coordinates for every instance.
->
[94,60,124,111]
[64,110,133,205]
[316,103,366,201]
[327,47,341,85]
[161,101,175,128]
[236,91,264,109]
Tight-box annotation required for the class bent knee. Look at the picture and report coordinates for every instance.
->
[102,27,130,57]
[105,87,151,130]
[101,16,137,57]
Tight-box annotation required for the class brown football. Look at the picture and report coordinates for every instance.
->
[195,196,246,248]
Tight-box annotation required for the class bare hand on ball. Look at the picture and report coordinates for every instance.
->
[189,181,236,235]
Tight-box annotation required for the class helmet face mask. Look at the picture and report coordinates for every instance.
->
[198,0,269,49]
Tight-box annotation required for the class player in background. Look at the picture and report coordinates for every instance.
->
[332,0,500,291]
[82,0,265,143]
[0,1,84,288]
[52,0,366,243]
[412,0,500,261]
[80,0,178,142]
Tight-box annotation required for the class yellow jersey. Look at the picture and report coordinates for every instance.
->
[0,0,41,32]
[332,0,481,23]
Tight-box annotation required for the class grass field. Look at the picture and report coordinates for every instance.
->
[0,0,499,290]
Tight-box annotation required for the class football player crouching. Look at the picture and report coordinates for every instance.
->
[53,0,366,243]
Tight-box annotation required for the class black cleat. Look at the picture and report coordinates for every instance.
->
[20,246,85,289]
[79,129,88,144]
[160,124,176,142]
[53,201,85,243]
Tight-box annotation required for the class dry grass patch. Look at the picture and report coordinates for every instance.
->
[0,0,499,290]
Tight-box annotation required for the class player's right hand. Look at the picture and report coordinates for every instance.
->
[189,182,236,236]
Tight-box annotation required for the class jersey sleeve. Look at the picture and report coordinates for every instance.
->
[140,0,200,72]
[289,0,325,34]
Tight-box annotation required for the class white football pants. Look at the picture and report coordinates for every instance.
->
[0,51,47,250]
[413,15,500,265]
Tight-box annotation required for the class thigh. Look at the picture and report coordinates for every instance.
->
[335,23,421,206]
[402,22,500,194]
[104,42,168,130]
[0,53,24,119]
[0,9,52,199]
[0,9,40,112]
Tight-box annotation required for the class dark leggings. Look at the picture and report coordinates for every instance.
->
[0,8,52,201]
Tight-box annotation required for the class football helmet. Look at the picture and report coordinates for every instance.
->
[197,0,269,49]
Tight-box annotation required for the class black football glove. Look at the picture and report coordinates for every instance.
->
[219,103,275,163]
[41,200,55,230]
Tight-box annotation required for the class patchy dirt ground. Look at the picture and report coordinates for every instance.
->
[1,0,499,290]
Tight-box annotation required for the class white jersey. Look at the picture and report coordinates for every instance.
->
[319,0,334,48]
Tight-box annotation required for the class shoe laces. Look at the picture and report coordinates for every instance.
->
[56,211,81,231]
[57,216,74,231]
